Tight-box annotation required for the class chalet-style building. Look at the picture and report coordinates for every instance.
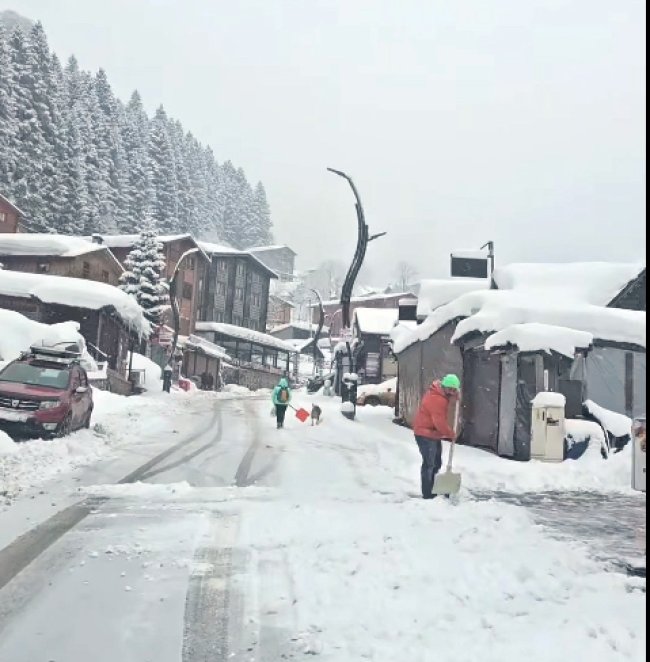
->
[0,194,24,234]
[0,234,124,286]
[198,242,277,332]
[91,234,210,336]
[248,245,296,281]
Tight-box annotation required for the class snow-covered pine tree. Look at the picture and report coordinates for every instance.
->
[250,181,273,247]
[119,222,169,329]
[0,24,18,192]
[148,106,177,234]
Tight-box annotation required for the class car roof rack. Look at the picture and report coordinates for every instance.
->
[26,343,82,366]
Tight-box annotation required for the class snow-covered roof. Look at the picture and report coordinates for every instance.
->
[195,321,298,353]
[91,233,194,249]
[183,334,230,361]
[248,245,297,255]
[318,291,412,307]
[485,323,595,358]
[393,288,646,354]
[0,234,123,267]
[0,193,25,216]
[0,269,150,335]
[269,321,330,335]
[354,308,399,336]
[417,278,489,318]
[451,249,489,260]
[492,262,644,306]
[198,241,279,278]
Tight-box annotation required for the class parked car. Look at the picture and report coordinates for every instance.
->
[0,345,93,439]
[356,378,397,408]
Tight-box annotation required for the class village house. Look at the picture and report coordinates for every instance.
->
[267,294,294,328]
[91,233,210,336]
[0,269,150,394]
[198,242,277,333]
[393,263,646,461]
[0,234,124,286]
[314,291,412,338]
[248,245,296,282]
[352,308,401,384]
[0,194,23,234]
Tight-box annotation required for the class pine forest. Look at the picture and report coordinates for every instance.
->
[0,21,273,248]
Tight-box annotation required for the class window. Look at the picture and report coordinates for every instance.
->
[82,261,90,278]
[186,257,195,270]
[182,282,193,300]
[0,212,6,223]
[218,260,228,274]
[217,282,227,296]
[101,270,109,283]
[235,287,244,300]
[37,262,50,274]
[215,312,225,323]
[236,261,245,278]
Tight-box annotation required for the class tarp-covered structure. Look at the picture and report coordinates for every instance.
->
[392,263,646,460]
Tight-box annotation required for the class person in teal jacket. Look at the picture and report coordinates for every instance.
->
[272,378,292,429]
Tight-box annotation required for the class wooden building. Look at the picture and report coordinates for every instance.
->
[248,245,296,281]
[0,269,149,394]
[92,233,210,336]
[0,234,124,286]
[199,242,277,332]
[0,194,23,234]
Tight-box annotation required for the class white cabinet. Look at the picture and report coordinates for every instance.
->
[531,392,566,462]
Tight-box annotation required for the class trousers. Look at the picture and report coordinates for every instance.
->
[415,436,443,499]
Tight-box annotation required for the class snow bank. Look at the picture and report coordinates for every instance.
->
[0,390,189,502]
[0,269,150,336]
[128,352,162,390]
[493,262,644,306]
[417,278,489,318]
[358,378,397,397]
[486,323,594,358]
[531,392,566,408]
[354,307,399,336]
[0,309,91,366]
[0,430,17,456]
[585,400,633,439]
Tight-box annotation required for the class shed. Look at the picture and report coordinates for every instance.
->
[353,308,399,384]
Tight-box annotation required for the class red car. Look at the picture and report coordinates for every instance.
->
[0,347,93,439]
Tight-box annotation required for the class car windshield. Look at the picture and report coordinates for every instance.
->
[0,363,70,390]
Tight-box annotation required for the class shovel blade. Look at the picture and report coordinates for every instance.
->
[432,471,462,495]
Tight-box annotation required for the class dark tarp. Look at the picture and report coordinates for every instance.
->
[460,348,500,452]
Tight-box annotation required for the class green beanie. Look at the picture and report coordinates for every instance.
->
[441,374,461,390]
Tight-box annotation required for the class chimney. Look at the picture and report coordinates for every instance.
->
[398,297,418,322]
[91,234,103,245]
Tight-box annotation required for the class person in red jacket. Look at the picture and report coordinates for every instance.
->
[413,374,461,499]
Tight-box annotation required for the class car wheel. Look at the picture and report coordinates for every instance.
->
[366,396,381,407]
[56,414,73,438]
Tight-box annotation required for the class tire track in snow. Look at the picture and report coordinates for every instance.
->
[0,404,223,592]
[182,514,241,661]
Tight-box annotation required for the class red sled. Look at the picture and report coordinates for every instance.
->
[294,407,310,423]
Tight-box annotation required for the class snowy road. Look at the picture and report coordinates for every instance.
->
[0,392,646,661]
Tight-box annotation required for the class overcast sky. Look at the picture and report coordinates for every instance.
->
[10,0,646,281]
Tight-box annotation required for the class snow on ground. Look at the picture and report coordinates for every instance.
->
[237,395,645,661]
[128,352,162,390]
[0,389,191,503]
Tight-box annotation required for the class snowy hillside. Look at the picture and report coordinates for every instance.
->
[0,21,272,248]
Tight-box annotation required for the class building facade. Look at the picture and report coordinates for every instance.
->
[248,245,296,281]
[0,194,23,234]
[200,247,276,332]
[93,234,210,336]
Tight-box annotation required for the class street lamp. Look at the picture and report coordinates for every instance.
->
[163,247,199,393]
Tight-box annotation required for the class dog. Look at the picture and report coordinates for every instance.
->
[310,404,323,426]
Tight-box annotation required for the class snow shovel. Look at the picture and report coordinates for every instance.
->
[291,405,310,423]
[432,400,462,496]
